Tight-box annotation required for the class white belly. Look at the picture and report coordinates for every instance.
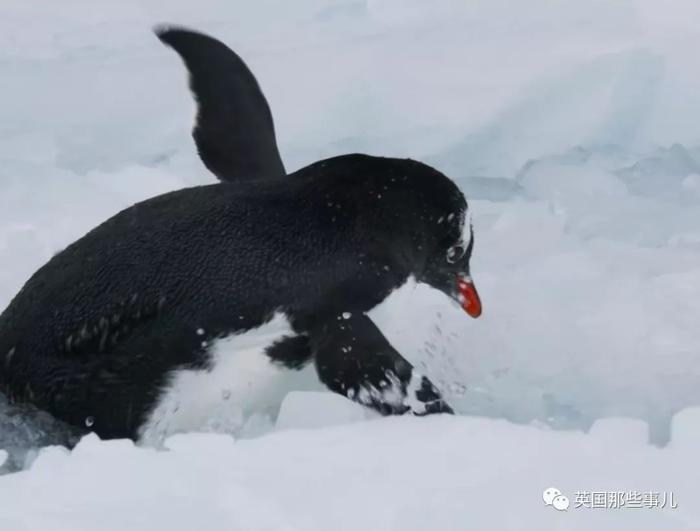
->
[138,313,321,446]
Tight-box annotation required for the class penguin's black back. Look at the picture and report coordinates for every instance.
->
[1,164,342,357]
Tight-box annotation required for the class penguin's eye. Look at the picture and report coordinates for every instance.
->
[446,244,465,264]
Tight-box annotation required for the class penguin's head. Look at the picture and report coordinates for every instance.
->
[384,158,481,318]
[302,154,482,317]
[353,155,482,318]
[418,200,482,318]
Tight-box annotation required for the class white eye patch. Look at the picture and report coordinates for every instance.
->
[439,207,472,256]
[458,207,473,250]
[444,208,472,264]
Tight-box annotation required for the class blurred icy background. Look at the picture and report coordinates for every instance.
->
[1,0,700,528]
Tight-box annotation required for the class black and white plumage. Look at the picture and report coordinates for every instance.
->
[0,28,482,442]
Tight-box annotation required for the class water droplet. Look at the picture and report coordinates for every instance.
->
[196,328,205,336]
[85,416,95,428]
[342,312,352,320]
[222,389,231,400]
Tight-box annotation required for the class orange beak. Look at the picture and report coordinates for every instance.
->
[457,275,482,318]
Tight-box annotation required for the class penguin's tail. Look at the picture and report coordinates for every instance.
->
[155,25,286,183]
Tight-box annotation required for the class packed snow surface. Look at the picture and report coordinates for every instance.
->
[2,395,700,531]
[1,0,700,529]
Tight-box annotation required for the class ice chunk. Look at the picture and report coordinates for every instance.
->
[617,144,700,200]
[275,391,374,431]
[28,445,71,472]
[0,394,79,474]
[670,407,700,449]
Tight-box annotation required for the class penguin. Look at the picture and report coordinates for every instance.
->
[0,154,481,442]
[0,28,482,443]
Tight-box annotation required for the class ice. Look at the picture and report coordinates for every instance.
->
[0,415,699,530]
[431,49,666,179]
[0,395,80,473]
[669,407,700,449]
[275,391,374,431]
[1,0,700,526]
[588,418,649,445]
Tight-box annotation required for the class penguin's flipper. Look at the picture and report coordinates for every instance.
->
[156,26,286,182]
[310,313,453,416]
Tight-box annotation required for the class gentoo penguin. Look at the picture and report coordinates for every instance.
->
[0,154,480,441]
[0,29,482,443]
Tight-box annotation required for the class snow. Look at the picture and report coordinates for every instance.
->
[1,0,700,528]
[1,397,700,530]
